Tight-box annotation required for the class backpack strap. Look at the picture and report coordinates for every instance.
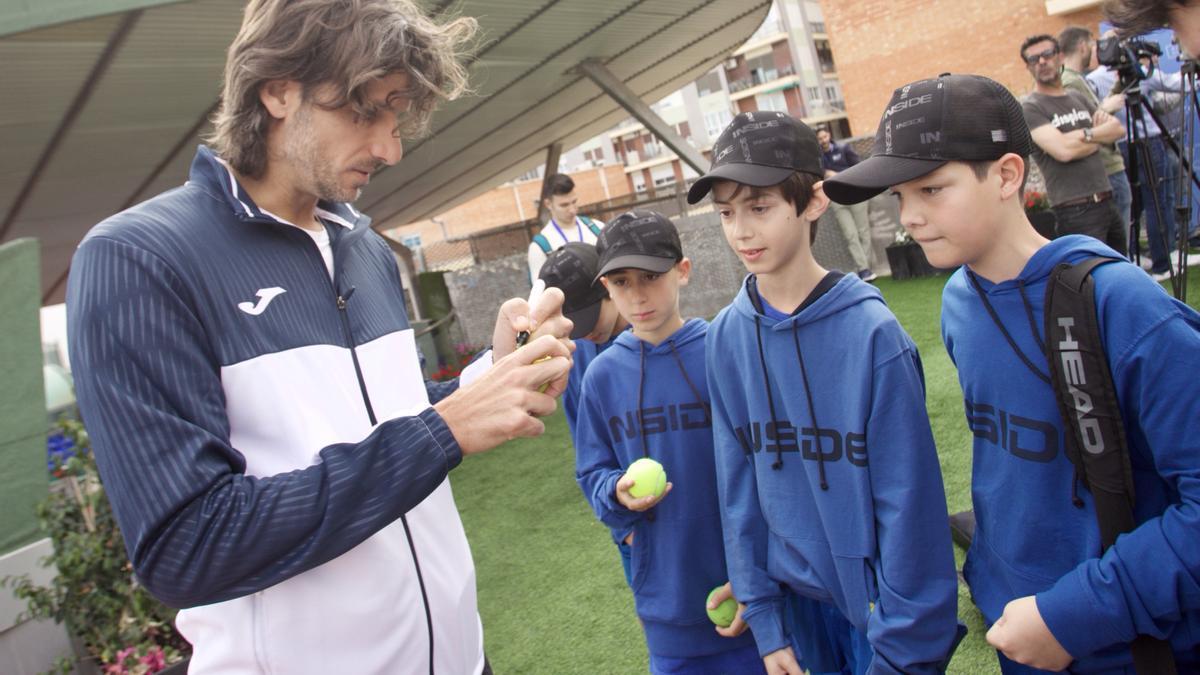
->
[580,216,602,237]
[1044,256,1177,675]
[532,233,552,253]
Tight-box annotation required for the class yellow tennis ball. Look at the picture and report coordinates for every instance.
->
[706,586,737,627]
[625,458,666,499]
[518,344,553,393]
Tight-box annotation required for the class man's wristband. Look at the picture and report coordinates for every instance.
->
[1082,127,1094,143]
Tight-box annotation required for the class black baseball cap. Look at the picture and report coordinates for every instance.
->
[823,73,1033,204]
[594,210,683,280]
[687,111,824,204]
[538,242,608,340]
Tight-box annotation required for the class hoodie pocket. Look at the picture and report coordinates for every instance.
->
[629,520,652,593]
[833,554,878,630]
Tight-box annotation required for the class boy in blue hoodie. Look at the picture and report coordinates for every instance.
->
[824,73,1200,673]
[686,111,962,675]
[574,210,765,674]
[537,242,629,437]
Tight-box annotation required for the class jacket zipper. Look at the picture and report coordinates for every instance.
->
[336,281,437,675]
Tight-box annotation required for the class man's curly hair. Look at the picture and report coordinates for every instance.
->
[208,0,477,178]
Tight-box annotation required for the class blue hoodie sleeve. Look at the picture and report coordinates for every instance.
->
[1036,297,1200,658]
[863,347,961,674]
[67,236,463,608]
[573,368,642,538]
[707,341,789,657]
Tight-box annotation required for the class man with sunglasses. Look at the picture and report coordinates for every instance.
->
[1020,34,1129,253]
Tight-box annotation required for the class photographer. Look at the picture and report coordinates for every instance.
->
[1060,26,1134,229]
[1089,37,1183,279]
[1020,34,1128,253]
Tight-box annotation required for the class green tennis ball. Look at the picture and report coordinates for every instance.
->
[706,586,737,627]
[625,458,666,499]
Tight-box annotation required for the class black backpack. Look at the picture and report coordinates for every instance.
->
[1044,257,1177,674]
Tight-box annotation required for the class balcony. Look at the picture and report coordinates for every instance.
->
[728,64,798,101]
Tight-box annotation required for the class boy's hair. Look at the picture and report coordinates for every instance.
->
[1058,26,1094,57]
[1104,0,1187,37]
[1020,34,1060,61]
[712,172,821,244]
[547,173,575,197]
[964,158,1031,195]
[209,0,477,178]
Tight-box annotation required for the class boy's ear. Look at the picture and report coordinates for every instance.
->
[996,153,1026,201]
[675,258,692,286]
[806,181,833,222]
[598,275,610,291]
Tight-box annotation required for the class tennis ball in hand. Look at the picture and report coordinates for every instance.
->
[625,458,666,499]
[518,343,552,393]
[706,586,737,627]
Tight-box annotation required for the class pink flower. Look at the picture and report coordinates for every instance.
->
[140,646,167,672]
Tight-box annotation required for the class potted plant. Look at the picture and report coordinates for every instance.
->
[1024,190,1056,239]
[2,420,190,674]
[884,229,947,280]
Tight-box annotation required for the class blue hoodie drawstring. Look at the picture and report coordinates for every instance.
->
[968,271,1051,385]
[970,271,1087,508]
[752,315,786,470]
[791,322,829,491]
[637,341,649,459]
[667,340,706,410]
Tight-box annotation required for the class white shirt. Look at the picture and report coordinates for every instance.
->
[526,216,604,282]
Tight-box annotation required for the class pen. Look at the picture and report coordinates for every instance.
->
[515,279,544,347]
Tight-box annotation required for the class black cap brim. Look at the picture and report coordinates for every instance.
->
[564,301,603,340]
[822,155,947,205]
[686,163,798,204]
[595,254,678,281]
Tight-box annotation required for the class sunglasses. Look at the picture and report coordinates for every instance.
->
[1023,47,1059,65]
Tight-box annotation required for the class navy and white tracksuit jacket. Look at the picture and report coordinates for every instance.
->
[67,146,486,674]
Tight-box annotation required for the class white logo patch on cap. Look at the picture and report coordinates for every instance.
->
[991,129,1008,142]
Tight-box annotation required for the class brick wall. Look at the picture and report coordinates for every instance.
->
[819,0,1104,135]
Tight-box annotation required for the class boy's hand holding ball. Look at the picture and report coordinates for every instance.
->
[707,582,749,637]
[615,458,671,511]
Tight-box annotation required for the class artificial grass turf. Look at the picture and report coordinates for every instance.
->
[451,267,1200,674]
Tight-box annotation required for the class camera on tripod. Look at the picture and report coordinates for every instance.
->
[1097,36,1162,82]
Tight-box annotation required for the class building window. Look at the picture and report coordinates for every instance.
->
[746,53,779,86]
[807,86,820,100]
[824,85,838,101]
[815,39,836,74]
[704,109,733,138]
[756,90,789,113]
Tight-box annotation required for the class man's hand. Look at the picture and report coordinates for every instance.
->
[614,474,672,512]
[986,596,1073,671]
[1093,108,1113,126]
[434,335,571,454]
[1100,93,1125,115]
[491,287,574,361]
[709,582,750,638]
[763,647,803,675]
